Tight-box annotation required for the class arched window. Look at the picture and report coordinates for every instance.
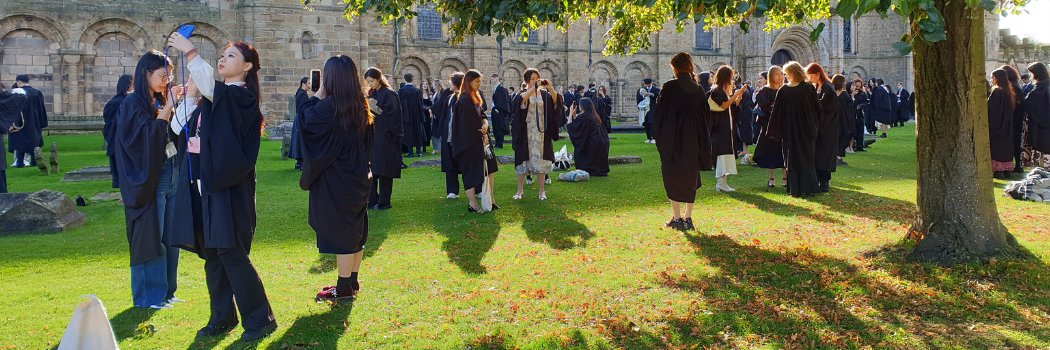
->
[843,18,853,53]
[417,5,442,40]
[520,28,539,44]
[695,22,713,50]
[301,32,315,59]
[771,49,793,66]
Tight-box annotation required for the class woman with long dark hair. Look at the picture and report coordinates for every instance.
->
[567,97,611,176]
[597,86,613,133]
[290,76,310,169]
[709,65,747,192]
[850,78,870,152]
[833,75,855,166]
[1024,62,1050,169]
[104,74,132,188]
[166,33,277,341]
[511,68,562,200]
[452,69,500,212]
[364,67,403,210]
[653,52,712,231]
[807,63,839,192]
[753,66,786,187]
[1001,65,1026,173]
[114,51,182,310]
[767,62,820,197]
[299,56,375,301]
[989,69,1017,179]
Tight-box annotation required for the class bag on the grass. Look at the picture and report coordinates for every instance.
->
[557,170,590,182]
[554,145,572,170]
[57,294,119,350]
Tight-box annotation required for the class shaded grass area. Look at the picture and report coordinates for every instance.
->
[1,124,1048,349]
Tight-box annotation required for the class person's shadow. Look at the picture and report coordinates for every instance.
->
[263,302,354,350]
[520,202,595,250]
[108,307,157,341]
[434,203,502,274]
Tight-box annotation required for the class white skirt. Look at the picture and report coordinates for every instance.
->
[715,154,737,177]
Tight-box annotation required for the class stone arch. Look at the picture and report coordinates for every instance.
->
[589,60,619,83]
[625,61,652,80]
[770,25,821,65]
[710,62,728,71]
[536,59,561,85]
[78,18,152,52]
[0,15,67,50]
[439,57,467,74]
[167,22,231,53]
[848,65,868,80]
[396,56,431,82]
[499,59,526,91]
[301,31,316,59]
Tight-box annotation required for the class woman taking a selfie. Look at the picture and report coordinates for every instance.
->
[166,32,277,341]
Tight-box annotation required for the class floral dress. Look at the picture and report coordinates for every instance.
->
[515,91,553,175]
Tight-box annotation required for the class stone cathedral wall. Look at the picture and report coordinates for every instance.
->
[0,0,1001,124]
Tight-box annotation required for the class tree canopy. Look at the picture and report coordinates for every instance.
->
[305,0,1030,56]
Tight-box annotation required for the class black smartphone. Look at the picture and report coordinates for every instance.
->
[310,69,321,92]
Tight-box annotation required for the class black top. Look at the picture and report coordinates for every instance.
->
[1024,80,1050,153]
[398,84,429,148]
[103,93,127,157]
[835,91,856,156]
[566,111,610,176]
[7,85,47,153]
[0,92,28,171]
[870,85,894,124]
[814,81,839,173]
[767,83,821,196]
[708,87,735,156]
[114,91,170,264]
[653,73,712,203]
[369,86,403,178]
[288,88,309,160]
[987,88,1015,162]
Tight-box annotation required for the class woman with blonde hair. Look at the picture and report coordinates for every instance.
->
[766,61,820,197]
[753,65,787,187]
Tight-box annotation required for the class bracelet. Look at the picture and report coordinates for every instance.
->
[185,48,198,56]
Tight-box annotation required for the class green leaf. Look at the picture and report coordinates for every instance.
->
[739,19,751,32]
[835,0,860,19]
[893,41,913,55]
[876,0,892,18]
[859,0,879,15]
[917,18,938,32]
[810,22,825,42]
[756,0,772,11]
[922,28,946,42]
[736,1,750,13]
[900,33,910,42]
[925,7,945,25]
[754,8,766,17]
[981,0,997,10]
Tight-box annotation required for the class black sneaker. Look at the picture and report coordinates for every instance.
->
[491,203,501,210]
[197,321,238,337]
[664,218,687,231]
[880,133,887,138]
[240,320,277,341]
[468,205,481,213]
[836,158,848,166]
[683,218,695,230]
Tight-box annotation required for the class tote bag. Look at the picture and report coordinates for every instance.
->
[57,294,119,350]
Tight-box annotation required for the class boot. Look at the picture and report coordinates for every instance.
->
[818,180,830,193]
[49,142,58,174]
[34,147,48,175]
[715,176,735,192]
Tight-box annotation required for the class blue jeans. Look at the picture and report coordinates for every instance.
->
[13,149,35,167]
[130,157,181,306]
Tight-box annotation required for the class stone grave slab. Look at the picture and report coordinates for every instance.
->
[61,165,112,182]
[0,190,87,235]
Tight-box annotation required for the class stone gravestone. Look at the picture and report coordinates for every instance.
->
[0,190,87,235]
[268,120,294,141]
[61,166,112,182]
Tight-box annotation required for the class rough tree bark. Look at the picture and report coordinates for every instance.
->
[909,0,1030,264]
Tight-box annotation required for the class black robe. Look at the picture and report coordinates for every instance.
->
[451,95,497,190]
[289,88,309,160]
[708,87,735,157]
[766,83,820,197]
[738,85,757,145]
[103,93,128,188]
[369,86,403,178]
[814,81,839,173]
[636,85,659,124]
[852,90,870,139]
[836,91,856,155]
[870,85,894,124]
[511,89,562,166]
[114,92,169,265]
[567,112,610,176]
[988,88,1015,162]
[653,73,712,203]
[433,90,458,173]
[8,85,47,153]
[599,94,613,133]
[169,82,262,253]
[752,86,784,169]
[1024,80,1050,153]
[398,84,428,148]
[0,92,28,189]
[896,88,912,123]
[299,96,374,254]
[491,84,511,134]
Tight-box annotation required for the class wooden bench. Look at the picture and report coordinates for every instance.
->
[45,115,104,135]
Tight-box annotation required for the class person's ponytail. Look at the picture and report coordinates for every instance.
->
[226,41,262,129]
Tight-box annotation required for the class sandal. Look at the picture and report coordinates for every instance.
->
[538,193,547,200]
[781,178,788,188]
[512,192,523,200]
[767,178,775,188]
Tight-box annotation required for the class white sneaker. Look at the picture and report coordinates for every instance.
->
[545,177,551,184]
[846,148,855,154]
[740,156,749,165]
[446,193,459,199]
[526,177,534,185]
[149,302,174,309]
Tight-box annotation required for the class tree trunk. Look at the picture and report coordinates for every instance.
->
[909,0,1030,264]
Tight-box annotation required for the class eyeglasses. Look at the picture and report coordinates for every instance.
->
[151,70,173,82]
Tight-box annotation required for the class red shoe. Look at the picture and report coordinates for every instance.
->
[315,286,355,302]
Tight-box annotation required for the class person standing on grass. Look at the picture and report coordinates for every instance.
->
[364,68,402,210]
[637,78,658,143]
[767,62,821,197]
[452,69,500,213]
[113,51,183,310]
[833,75,855,166]
[299,56,374,302]
[290,77,310,170]
[988,68,1017,179]
[8,75,47,168]
[103,74,133,188]
[870,78,893,138]
[399,73,428,157]
[753,66,787,188]
[511,69,562,200]
[1024,62,1050,169]
[166,33,277,341]
[850,78,869,153]
[1001,65,1027,173]
[0,88,28,193]
[807,63,839,193]
[653,52,712,231]
[708,65,747,193]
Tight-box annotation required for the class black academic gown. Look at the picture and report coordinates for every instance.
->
[897,88,912,123]
[289,88,309,160]
[852,90,870,138]
[738,85,756,145]
[103,93,127,188]
[653,73,712,203]
[637,85,660,124]
[1010,81,1026,162]
[599,94,613,133]
[169,83,262,253]
[709,87,735,157]
[836,91,856,156]
[398,84,428,148]
[451,95,497,190]
[567,113,610,176]
[369,86,403,178]
[766,83,820,197]
[988,88,1015,163]
[8,85,47,154]
[491,84,511,134]
[753,86,784,169]
[0,92,28,192]
[299,96,374,254]
[814,81,839,173]
[114,92,169,265]
[511,89,562,167]
[870,85,894,124]
[1024,80,1050,154]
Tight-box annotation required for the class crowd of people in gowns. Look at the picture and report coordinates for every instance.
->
[986,62,1050,177]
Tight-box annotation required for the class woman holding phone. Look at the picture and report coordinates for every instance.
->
[166,32,277,341]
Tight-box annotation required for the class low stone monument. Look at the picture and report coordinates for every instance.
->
[608,155,642,165]
[49,141,59,174]
[0,190,87,235]
[61,166,112,182]
[34,147,48,175]
[268,120,294,141]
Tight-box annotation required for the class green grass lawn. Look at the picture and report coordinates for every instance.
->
[2,124,1048,349]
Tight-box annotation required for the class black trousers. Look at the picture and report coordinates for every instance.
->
[200,244,275,331]
[369,175,393,207]
[444,169,481,195]
[816,169,832,182]
[0,170,6,193]
[643,122,654,140]
[854,116,866,150]
[108,155,120,188]
[13,149,36,167]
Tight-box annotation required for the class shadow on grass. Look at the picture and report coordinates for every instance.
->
[462,328,613,350]
[520,202,595,250]
[807,187,914,223]
[263,302,353,350]
[306,206,395,275]
[596,233,1050,348]
[434,205,502,275]
[108,307,157,341]
[728,192,843,225]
